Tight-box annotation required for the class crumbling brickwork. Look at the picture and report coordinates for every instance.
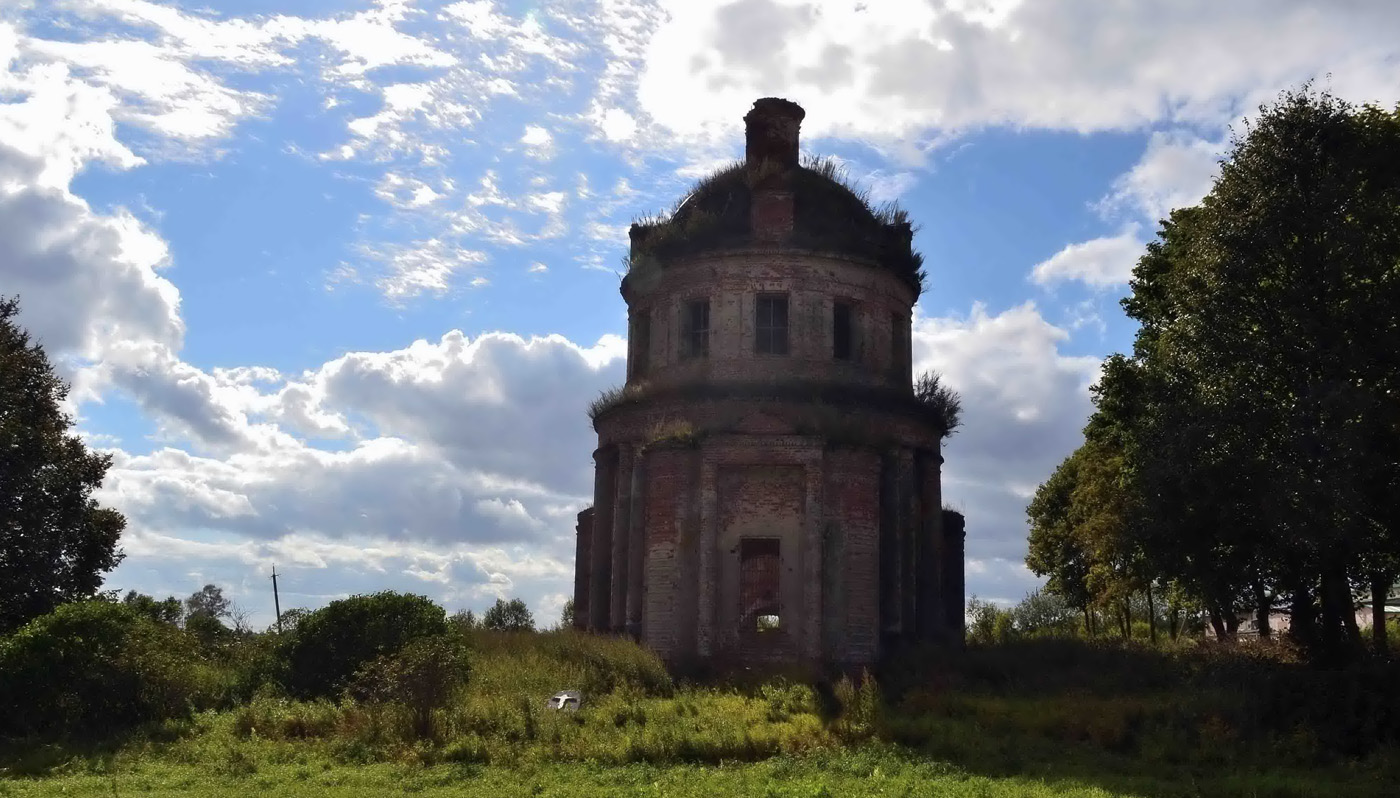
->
[576,98,965,669]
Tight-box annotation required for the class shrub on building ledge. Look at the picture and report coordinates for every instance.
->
[587,382,650,421]
[913,371,962,438]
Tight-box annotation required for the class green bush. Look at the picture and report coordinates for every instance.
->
[282,591,447,698]
[347,635,470,738]
[220,630,290,702]
[0,601,220,738]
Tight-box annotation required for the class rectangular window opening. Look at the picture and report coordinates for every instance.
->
[891,311,906,375]
[632,312,650,378]
[739,538,781,633]
[833,301,853,361]
[682,299,710,359]
[755,294,789,355]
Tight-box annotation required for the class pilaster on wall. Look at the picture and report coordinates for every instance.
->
[610,445,636,633]
[823,447,879,665]
[626,453,647,638]
[696,456,718,657]
[573,508,594,630]
[916,449,944,641]
[896,449,919,641]
[942,510,967,643]
[802,462,825,662]
[588,447,617,631]
[642,447,687,657]
[878,452,902,638]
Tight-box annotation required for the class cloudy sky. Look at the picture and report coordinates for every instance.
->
[3,0,1397,627]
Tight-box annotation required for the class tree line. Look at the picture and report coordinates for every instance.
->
[1027,88,1400,662]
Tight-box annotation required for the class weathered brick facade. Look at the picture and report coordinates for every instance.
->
[576,98,965,669]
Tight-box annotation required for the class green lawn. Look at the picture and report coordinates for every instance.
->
[3,753,1389,798]
[3,733,1394,798]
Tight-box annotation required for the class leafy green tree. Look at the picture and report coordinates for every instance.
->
[482,597,534,632]
[449,608,478,632]
[1027,449,1098,633]
[965,596,1014,645]
[1026,437,1148,638]
[0,297,126,634]
[560,598,576,629]
[1080,88,1400,659]
[1010,589,1081,638]
[122,590,183,625]
[184,583,231,621]
[277,607,312,633]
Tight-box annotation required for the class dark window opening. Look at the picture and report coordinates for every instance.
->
[681,299,710,359]
[739,538,781,632]
[833,301,853,361]
[631,312,650,378]
[755,295,789,355]
[891,311,906,374]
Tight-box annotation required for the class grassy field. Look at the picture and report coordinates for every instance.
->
[1,726,1393,797]
[4,629,1399,797]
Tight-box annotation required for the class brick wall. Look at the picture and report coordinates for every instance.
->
[823,447,881,664]
[624,251,916,392]
[715,464,805,659]
[641,445,694,659]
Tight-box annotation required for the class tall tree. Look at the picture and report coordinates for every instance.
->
[122,590,183,625]
[1027,446,1108,635]
[0,297,125,634]
[1079,89,1400,660]
[482,597,534,632]
[184,583,232,620]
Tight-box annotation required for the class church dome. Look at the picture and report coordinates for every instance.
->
[625,99,925,296]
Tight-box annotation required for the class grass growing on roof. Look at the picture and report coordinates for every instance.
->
[627,156,926,295]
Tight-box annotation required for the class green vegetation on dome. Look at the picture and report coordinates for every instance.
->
[626,155,926,296]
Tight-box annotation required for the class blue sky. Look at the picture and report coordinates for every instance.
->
[3,0,1398,626]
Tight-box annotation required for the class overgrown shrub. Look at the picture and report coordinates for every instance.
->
[831,672,886,742]
[347,635,470,738]
[220,630,290,702]
[0,601,220,738]
[282,591,448,698]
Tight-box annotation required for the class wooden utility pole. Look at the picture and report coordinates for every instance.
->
[271,566,283,634]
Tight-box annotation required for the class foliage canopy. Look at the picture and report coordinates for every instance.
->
[0,297,125,634]
[1027,87,1400,659]
[283,591,448,698]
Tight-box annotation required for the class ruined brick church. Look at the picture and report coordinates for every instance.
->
[573,98,965,670]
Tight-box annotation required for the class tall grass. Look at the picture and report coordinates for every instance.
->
[8,630,1400,796]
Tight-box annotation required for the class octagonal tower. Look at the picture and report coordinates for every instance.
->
[573,98,964,671]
